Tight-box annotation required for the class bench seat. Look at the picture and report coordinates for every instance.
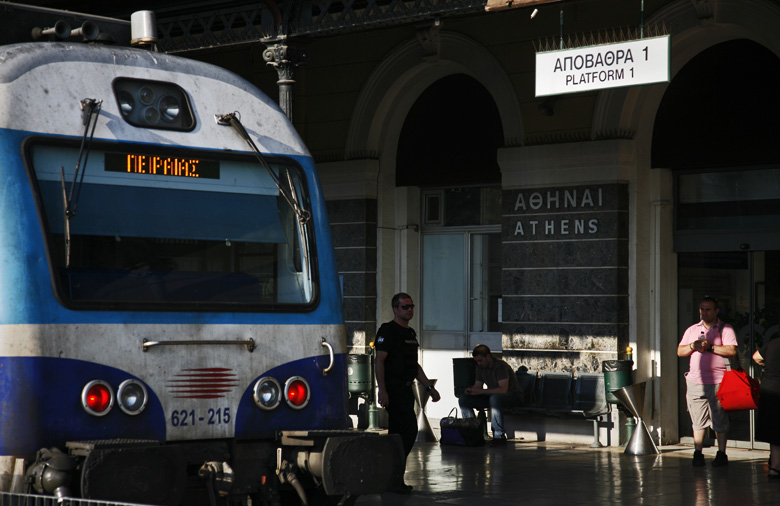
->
[508,371,609,420]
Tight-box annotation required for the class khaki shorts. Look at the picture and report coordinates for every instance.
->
[685,378,729,433]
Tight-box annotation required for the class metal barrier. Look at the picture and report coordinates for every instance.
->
[0,492,152,506]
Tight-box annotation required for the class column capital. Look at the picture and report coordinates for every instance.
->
[262,37,308,119]
[262,37,309,83]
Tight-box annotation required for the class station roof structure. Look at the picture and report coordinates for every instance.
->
[8,0,499,53]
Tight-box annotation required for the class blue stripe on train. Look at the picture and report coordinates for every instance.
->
[234,354,350,439]
[0,356,167,455]
[0,354,351,455]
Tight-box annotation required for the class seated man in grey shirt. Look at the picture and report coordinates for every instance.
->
[458,344,524,444]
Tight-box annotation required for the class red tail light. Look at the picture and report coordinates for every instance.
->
[287,381,306,405]
[82,380,114,416]
[284,377,310,409]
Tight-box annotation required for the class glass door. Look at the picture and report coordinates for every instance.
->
[419,230,501,419]
[677,250,780,448]
[421,231,501,350]
[421,233,467,350]
[468,233,502,350]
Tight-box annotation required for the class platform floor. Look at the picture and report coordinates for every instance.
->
[355,440,778,505]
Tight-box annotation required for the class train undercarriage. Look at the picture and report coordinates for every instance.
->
[2,431,404,506]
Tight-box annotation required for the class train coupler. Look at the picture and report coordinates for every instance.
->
[198,461,235,506]
[25,447,77,501]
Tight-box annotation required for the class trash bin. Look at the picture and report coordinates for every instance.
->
[602,360,633,404]
[347,354,372,394]
[453,357,477,398]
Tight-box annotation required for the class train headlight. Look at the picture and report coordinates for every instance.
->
[117,90,135,116]
[113,78,194,131]
[82,380,114,416]
[159,95,182,122]
[253,377,281,410]
[144,107,160,124]
[117,379,148,415]
[139,86,155,105]
[284,377,310,409]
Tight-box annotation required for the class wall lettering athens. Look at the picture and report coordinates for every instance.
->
[513,219,598,236]
[511,187,606,237]
[500,182,630,370]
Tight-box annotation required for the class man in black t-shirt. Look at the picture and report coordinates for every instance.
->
[375,292,440,493]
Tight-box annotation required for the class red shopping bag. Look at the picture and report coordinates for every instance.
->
[717,368,760,411]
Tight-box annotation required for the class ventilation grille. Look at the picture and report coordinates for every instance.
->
[167,368,240,399]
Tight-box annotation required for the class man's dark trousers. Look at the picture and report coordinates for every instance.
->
[386,383,417,456]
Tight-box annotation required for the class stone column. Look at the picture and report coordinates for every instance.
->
[262,36,308,119]
[498,140,635,374]
[317,159,381,353]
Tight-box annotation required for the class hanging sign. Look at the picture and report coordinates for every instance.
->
[535,35,670,96]
[485,0,562,11]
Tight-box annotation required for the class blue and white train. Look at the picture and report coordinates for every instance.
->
[0,4,400,506]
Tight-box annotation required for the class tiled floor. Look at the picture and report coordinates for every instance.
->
[355,441,778,505]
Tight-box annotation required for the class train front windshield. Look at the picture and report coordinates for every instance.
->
[28,142,316,311]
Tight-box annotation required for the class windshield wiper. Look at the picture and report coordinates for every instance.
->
[216,111,312,293]
[62,98,102,267]
[215,111,311,226]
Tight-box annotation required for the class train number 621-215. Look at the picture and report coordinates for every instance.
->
[170,408,231,427]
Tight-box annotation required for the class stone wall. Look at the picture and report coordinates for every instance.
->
[325,198,377,353]
[501,183,629,374]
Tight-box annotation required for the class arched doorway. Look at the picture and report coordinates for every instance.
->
[397,74,505,419]
[396,74,502,186]
[653,39,780,448]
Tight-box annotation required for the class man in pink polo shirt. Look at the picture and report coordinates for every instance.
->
[677,296,738,467]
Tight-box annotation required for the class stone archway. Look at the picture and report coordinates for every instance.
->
[343,30,523,323]
[591,0,780,444]
[346,31,523,159]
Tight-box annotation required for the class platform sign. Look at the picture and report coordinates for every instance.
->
[535,35,670,97]
[485,0,561,11]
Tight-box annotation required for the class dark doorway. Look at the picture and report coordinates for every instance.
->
[656,39,780,449]
[396,74,503,187]
[652,39,780,170]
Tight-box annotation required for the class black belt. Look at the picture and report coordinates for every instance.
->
[388,381,413,387]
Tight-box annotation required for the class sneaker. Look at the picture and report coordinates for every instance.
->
[692,450,705,467]
[491,435,507,445]
[389,483,413,494]
[712,451,728,467]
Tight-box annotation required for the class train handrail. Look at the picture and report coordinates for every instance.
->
[142,338,255,352]
[321,337,334,376]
